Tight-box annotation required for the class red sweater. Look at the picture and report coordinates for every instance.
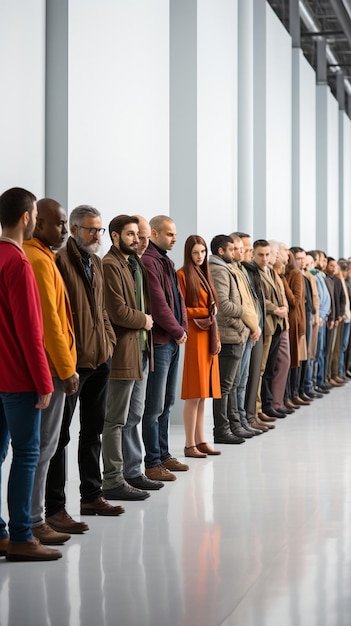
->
[0,239,53,395]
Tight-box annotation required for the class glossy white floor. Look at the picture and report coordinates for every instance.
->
[1,385,351,626]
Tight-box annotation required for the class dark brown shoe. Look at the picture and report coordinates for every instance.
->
[0,536,9,556]
[6,537,62,561]
[256,417,275,430]
[292,396,311,406]
[80,497,125,516]
[46,509,89,534]
[285,400,300,410]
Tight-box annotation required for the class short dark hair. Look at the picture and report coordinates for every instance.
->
[210,234,233,256]
[253,239,270,249]
[232,231,250,238]
[290,246,304,255]
[0,187,36,228]
[307,250,318,261]
[109,214,139,241]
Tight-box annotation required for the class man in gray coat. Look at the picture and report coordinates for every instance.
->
[209,235,250,444]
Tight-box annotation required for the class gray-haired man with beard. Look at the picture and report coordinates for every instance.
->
[45,205,124,534]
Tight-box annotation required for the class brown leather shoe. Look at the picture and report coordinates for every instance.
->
[329,378,344,386]
[0,536,9,556]
[249,419,269,432]
[196,442,221,455]
[184,445,207,458]
[32,523,70,545]
[256,417,275,430]
[257,412,277,423]
[285,400,300,410]
[6,537,62,561]
[162,457,189,472]
[80,497,125,516]
[46,509,89,534]
[292,396,311,406]
[145,465,176,481]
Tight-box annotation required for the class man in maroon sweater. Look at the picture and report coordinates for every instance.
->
[0,187,60,562]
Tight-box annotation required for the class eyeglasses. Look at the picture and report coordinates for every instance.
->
[75,225,106,236]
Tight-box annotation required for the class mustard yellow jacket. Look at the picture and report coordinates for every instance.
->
[23,238,77,380]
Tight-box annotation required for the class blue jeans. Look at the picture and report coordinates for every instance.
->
[123,351,149,479]
[0,392,40,542]
[316,322,326,387]
[237,339,253,426]
[339,322,350,375]
[142,342,179,469]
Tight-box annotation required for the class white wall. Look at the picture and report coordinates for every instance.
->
[295,50,317,250]
[265,4,292,242]
[197,0,238,243]
[327,90,339,257]
[0,0,46,194]
[68,0,169,258]
[342,115,351,257]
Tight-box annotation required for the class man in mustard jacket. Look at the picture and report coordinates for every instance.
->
[24,199,81,543]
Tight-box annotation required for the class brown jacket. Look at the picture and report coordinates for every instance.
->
[56,237,115,369]
[103,245,153,380]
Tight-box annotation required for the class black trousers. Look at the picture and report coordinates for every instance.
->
[45,359,111,516]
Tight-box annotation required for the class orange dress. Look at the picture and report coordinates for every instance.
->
[177,269,221,400]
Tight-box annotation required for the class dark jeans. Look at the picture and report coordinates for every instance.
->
[0,392,40,542]
[45,359,111,516]
[213,343,244,437]
[142,341,179,469]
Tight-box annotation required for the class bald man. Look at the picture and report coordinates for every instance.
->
[23,199,83,543]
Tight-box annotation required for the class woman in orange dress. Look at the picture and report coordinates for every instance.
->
[177,235,221,458]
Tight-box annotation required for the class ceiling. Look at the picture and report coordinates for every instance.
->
[267,0,351,114]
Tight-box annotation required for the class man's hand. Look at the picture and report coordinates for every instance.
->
[63,372,80,396]
[144,314,153,331]
[274,306,288,318]
[36,393,52,409]
[176,332,187,345]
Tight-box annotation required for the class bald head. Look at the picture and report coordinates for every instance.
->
[134,214,151,256]
[35,198,68,250]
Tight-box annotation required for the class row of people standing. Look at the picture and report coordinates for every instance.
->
[1,188,349,562]
[0,195,196,562]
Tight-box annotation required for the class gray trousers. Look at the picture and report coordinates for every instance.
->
[31,377,65,527]
[102,379,134,490]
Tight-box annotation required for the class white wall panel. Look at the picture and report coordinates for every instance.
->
[265,5,292,242]
[342,115,351,257]
[0,0,45,194]
[327,91,339,257]
[68,0,169,256]
[197,0,238,243]
[297,51,316,250]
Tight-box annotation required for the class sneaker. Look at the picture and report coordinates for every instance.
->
[32,523,70,545]
[162,457,189,472]
[145,465,177,481]
[6,537,62,562]
[46,509,89,534]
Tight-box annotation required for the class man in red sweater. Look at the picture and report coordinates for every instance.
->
[0,187,60,561]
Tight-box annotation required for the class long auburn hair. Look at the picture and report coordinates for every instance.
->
[180,235,218,307]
